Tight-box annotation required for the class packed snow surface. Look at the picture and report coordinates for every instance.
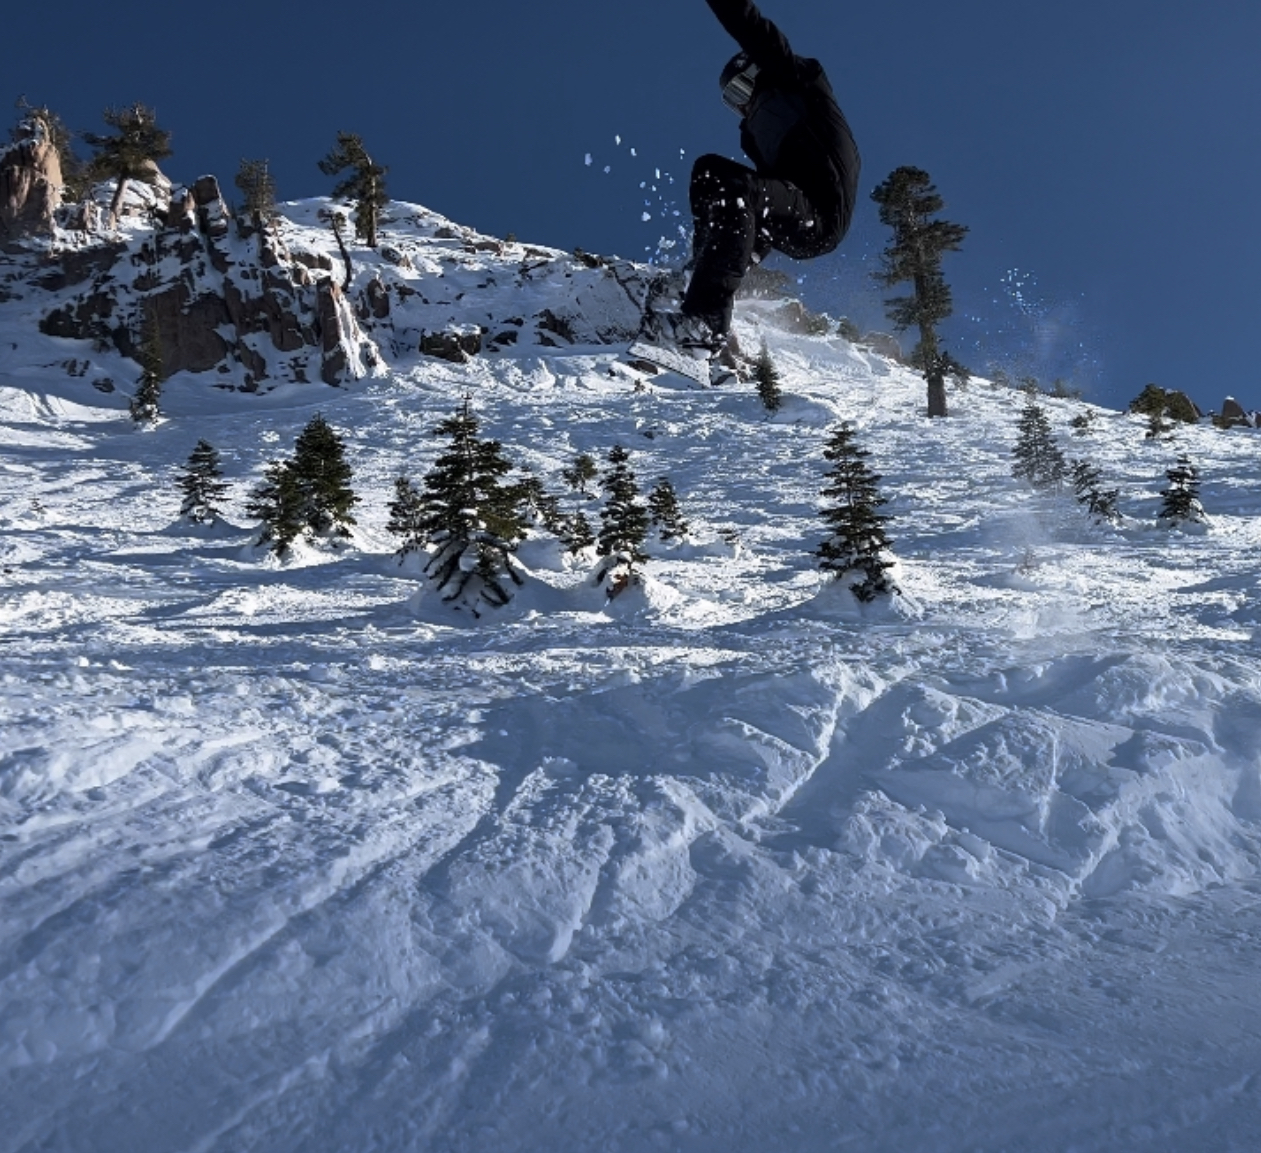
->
[5,202,1261,1152]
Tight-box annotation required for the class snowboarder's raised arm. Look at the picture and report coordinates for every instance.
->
[703,0,796,74]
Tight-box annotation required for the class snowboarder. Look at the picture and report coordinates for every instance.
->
[647,0,861,354]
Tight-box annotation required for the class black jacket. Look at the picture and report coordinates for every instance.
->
[706,0,859,240]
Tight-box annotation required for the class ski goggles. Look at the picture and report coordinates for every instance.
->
[721,60,760,114]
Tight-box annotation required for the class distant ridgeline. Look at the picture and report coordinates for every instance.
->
[0,112,667,393]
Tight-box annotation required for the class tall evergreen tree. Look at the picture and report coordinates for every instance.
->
[246,414,358,556]
[318,132,388,248]
[1011,396,1067,490]
[596,445,650,595]
[647,477,690,543]
[386,475,426,558]
[1069,459,1121,525]
[129,310,163,424]
[1158,454,1206,526]
[871,166,968,418]
[816,422,897,602]
[289,413,358,539]
[417,400,526,613]
[234,158,278,232]
[753,340,784,414]
[84,103,173,227]
[177,439,230,524]
[246,459,304,554]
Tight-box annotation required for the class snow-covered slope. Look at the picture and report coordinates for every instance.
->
[4,201,1261,1152]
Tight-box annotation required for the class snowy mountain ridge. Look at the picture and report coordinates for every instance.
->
[4,190,1261,1151]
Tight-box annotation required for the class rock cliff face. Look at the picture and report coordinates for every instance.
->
[2,179,663,394]
[36,176,373,388]
[0,115,63,243]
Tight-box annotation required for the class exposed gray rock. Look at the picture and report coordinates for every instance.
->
[421,325,482,363]
[862,332,903,361]
[1221,397,1251,427]
[0,116,62,241]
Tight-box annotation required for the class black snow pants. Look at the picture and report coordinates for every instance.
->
[681,153,844,333]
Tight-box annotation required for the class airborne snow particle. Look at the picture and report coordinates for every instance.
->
[585,154,592,166]
[616,135,622,145]
[631,148,638,157]
[642,212,652,222]
[604,166,611,174]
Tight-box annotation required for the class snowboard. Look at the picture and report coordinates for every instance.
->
[627,340,712,388]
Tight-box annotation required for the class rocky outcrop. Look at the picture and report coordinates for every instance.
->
[421,325,483,363]
[0,116,63,243]
[1220,397,1253,428]
[37,175,375,389]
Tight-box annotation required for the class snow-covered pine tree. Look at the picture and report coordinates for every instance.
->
[386,475,426,558]
[245,459,303,554]
[177,439,229,524]
[562,509,596,555]
[129,311,163,424]
[289,413,358,541]
[647,477,690,544]
[816,422,898,602]
[870,166,968,418]
[318,131,388,249]
[510,473,566,534]
[753,341,783,413]
[1158,454,1206,527]
[1011,396,1067,490]
[595,444,650,596]
[1069,459,1121,525]
[561,452,598,498]
[418,400,526,613]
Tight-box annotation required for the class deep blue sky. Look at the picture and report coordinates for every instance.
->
[10,0,1260,410]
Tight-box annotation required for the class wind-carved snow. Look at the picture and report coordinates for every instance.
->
[5,201,1261,1151]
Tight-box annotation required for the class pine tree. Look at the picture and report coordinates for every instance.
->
[234,158,278,233]
[596,444,650,595]
[753,341,783,413]
[1131,383,1197,427]
[816,422,897,602]
[1069,459,1121,525]
[648,477,689,543]
[562,509,596,554]
[870,167,968,418]
[386,474,426,558]
[177,439,230,524]
[510,473,566,534]
[417,400,526,612]
[318,132,388,248]
[289,413,358,540]
[129,310,163,424]
[1011,396,1067,490]
[1158,454,1206,526]
[84,103,173,227]
[561,452,599,498]
[246,459,304,554]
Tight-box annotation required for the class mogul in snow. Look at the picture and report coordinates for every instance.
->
[646,0,860,356]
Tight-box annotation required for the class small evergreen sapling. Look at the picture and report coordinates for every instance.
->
[595,445,650,596]
[1011,396,1067,490]
[647,477,689,544]
[753,341,784,414]
[816,422,897,602]
[562,509,596,554]
[510,473,566,534]
[129,311,163,424]
[417,400,526,613]
[246,459,304,554]
[177,439,230,524]
[386,475,426,558]
[1069,459,1121,526]
[561,452,598,498]
[1158,454,1206,527]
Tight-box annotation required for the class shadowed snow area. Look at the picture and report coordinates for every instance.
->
[5,203,1261,1151]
